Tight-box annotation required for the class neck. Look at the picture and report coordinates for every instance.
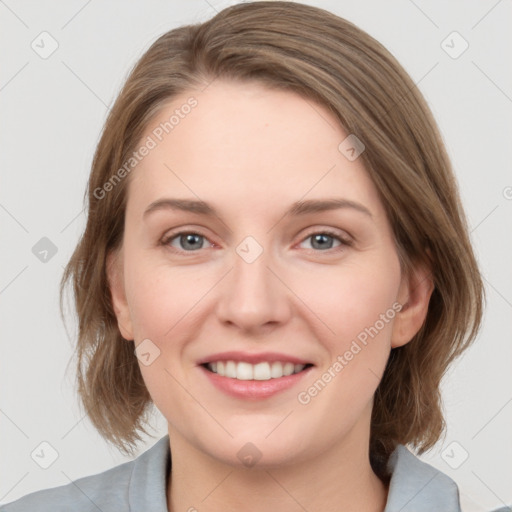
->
[165,420,389,512]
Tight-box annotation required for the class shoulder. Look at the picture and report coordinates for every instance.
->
[0,461,134,512]
[0,435,171,512]
[385,444,461,511]
[0,457,135,512]
[384,445,511,512]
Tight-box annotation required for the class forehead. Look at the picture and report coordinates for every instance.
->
[126,79,384,219]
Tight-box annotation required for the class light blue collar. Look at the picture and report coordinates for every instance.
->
[132,436,462,511]
[383,444,461,511]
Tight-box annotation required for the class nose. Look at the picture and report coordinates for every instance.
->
[215,239,292,333]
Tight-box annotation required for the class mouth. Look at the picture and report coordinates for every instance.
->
[202,360,314,381]
[197,351,315,399]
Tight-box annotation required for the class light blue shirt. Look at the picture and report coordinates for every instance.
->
[1,435,509,511]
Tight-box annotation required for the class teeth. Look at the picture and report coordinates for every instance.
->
[206,360,307,380]
[225,360,237,378]
[254,362,270,380]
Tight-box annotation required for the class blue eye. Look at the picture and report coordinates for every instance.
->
[299,231,348,251]
[162,229,351,254]
[165,232,209,251]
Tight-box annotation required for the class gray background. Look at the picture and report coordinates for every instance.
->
[1,1,511,510]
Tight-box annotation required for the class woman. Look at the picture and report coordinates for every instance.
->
[2,2,504,511]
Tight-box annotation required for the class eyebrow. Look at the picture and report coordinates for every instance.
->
[143,197,372,219]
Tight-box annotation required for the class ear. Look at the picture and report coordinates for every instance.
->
[106,248,134,341]
[391,260,434,348]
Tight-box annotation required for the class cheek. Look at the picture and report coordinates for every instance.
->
[293,257,401,422]
[123,259,202,415]
[125,244,401,349]
[303,255,401,354]
[124,255,204,340]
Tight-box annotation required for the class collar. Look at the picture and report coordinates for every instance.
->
[383,444,461,511]
[129,435,461,511]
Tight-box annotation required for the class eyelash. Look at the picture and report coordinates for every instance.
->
[160,229,353,255]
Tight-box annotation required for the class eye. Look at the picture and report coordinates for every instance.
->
[299,230,351,252]
[161,229,352,254]
[162,231,212,252]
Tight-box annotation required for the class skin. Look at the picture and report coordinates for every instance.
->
[107,79,433,512]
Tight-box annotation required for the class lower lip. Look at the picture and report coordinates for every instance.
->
[199,365,313,400]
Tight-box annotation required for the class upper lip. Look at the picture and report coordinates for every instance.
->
[197,351,314,366]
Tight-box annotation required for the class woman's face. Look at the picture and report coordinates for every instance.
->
[108,79,424,468]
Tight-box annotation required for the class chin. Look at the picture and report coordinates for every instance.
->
[204,425,315,469]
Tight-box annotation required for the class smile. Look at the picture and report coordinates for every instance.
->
[204,361,312,380]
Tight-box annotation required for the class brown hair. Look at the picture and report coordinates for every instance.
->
[60,1,483,481]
